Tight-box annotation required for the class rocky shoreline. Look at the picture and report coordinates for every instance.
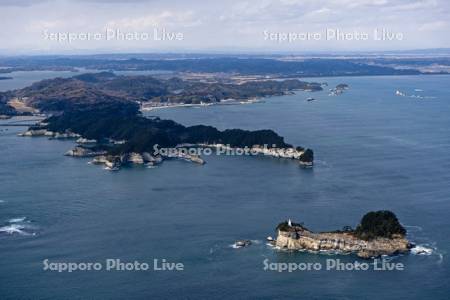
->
[274,211,412,258]
[18,128,313,170]
[275,228,411,258]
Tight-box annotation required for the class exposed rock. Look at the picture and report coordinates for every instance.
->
[104,158,121,171]
[111,139,126,145]
[234,240,252,248]
[91,152,164,170]
[20,129,80,139]
[65,146,106,157]
[201,144,311,166]
[142,152,160,164]
[127,152,144,164]
[186,154,205,164]
[18,129,49,137]
[52,132,80,139]
[299,148,314,167]
[275,212,411,258]
[92,155,108,164]
[329,83,349,96]
[276,229,410,258]
[76,137,97,144]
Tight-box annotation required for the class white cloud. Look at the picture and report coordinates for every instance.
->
[419,20,448,31]
[105,10,201,30]
[0,0,449,53]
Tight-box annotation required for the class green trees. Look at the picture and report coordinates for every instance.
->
[354,210,406,240]
[300,149,314,163]
[45,106,295,155]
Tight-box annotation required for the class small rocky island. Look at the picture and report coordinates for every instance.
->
[275,211,411,258]
[329,83,349,96]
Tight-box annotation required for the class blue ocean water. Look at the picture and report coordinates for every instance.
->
[0,74,449,299]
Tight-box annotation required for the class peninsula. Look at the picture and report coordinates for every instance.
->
[20,106,314,169]
[9,73,316,170]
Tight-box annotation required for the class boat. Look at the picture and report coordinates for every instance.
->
[306,97,315,102]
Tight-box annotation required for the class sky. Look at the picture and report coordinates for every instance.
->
[0,0,449,54]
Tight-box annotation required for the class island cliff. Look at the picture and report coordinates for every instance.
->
[275,211,411,258]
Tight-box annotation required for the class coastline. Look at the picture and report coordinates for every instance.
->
[140,98,262,111]
[274,213,412,259]
[275,229,411,259]
[17,125,314,170]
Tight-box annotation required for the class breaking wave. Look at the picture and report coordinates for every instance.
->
[0,224,35,236]
[410,245,434,256]
[8,217,26,223]
[0,217,37,236]
[404,224,443,263]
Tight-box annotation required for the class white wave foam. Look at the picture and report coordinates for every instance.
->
[103,166,119,171]
[8,217,26,223]
[404,225,423,231]
[0,200,5,203]
[411,245,434,255]
[0,224,31,235]
[0,217,36,236]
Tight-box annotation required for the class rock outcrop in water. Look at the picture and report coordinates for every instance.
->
[65,146,106,157]
[275,211,411,258]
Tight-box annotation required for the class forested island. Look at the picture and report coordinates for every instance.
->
[21,102,314,169]
[275,211,411,258]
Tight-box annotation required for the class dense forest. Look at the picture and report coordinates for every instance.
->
[43,105,294,156]
[354,211,406,240]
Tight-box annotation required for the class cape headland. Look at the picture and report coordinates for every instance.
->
[6,72,317,170]
[275,211,412,258]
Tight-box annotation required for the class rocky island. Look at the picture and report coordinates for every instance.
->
[275,211,411,258]
[329,83,349,96]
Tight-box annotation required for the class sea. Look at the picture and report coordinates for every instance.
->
[0,71,449,299]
